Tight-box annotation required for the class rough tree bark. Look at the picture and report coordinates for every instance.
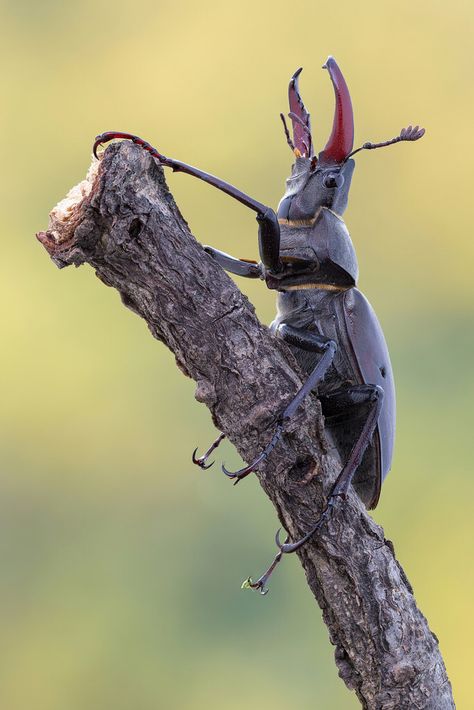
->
[37,142,455,709]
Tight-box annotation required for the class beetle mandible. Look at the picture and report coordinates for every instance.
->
[93,57,424,594]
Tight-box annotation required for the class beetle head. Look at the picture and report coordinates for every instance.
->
[278,57,355,222]
[267,58,425,291]
[278,157,355,222]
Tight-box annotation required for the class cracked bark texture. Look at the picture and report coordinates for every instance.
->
[37,142,455,709]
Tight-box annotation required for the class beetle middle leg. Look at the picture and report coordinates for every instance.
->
[222,325,337,481]
[192,432,226,470]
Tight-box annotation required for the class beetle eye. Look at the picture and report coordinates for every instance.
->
[324,172,344,189]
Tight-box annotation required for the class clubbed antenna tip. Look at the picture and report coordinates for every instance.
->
[346,125,425,161]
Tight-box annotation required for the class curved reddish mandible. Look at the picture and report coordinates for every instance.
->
[319,56,354,164]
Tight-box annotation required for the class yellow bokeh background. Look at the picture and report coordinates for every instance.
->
[1,1,472,707]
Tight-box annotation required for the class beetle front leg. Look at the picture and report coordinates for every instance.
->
[93,132,282,272]
[222,326,337,482]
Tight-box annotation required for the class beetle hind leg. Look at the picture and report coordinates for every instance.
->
[240,386,383,595]
[276,384,384,555]
[241,538,289,595]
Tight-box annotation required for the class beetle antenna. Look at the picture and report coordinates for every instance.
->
[280,113,295,152]
[288,112,312,156]
[345,125,425,161]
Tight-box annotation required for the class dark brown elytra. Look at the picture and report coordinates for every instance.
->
[93,56,424,594]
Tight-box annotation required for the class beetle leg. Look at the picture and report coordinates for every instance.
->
[276,384,384,554]
[192,432,226,470]
[241,537,289,595]
[203,247,263,279]
[222,326,337,481]
[93,132,282,272]
[222,425,284,483]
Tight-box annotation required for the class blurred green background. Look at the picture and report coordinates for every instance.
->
[1,0,472,707]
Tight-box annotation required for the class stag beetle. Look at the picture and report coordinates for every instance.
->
[93,57,424,594]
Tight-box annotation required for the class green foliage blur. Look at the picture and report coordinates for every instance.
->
[1,1,472,707]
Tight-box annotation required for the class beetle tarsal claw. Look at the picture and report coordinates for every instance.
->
[192,432,225,470]
[221,425,284,483]
[192,447,215,470]
[241,576,269,595]
[221,452,265,482]
[242,537,289,593]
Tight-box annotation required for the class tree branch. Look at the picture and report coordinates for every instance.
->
[37,142,454,709]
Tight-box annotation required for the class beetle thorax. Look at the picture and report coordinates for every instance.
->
[267,158,358,291]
